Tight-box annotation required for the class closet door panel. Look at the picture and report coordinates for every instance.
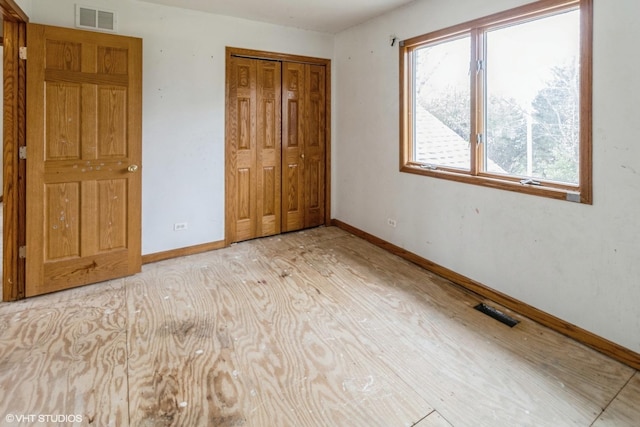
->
[227,51,327,243]
[304,64,326,228]
[282,62,306,232]
[256,61,282,237]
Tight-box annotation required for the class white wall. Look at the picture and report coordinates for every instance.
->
[334,0,640,354]
[28,0,334,254]
[14,0,31,17]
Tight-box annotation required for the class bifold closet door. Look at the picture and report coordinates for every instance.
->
[282,62,326,232]
[227,57,282,242]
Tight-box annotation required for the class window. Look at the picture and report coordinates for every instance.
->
[400,0,592,203]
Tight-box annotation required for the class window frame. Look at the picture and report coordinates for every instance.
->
[399,0,593,203]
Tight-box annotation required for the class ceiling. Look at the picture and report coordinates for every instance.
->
[138,0,416,33]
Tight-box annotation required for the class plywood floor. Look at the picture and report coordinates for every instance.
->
[0,227,638,426]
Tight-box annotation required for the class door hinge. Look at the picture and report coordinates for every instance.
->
[476,59,484,72]
[19,47,27,60]
[19,146,27,160]
[19,246,26,259]
[477,133,484,144]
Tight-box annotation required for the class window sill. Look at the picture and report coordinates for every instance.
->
[400,164,591,204]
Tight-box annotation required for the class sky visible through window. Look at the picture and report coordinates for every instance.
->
[415,10,579,109]
[487,10,580,108]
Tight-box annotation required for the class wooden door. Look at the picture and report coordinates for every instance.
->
[281,62,305,232]
[282,62,326,232]
[226,56,282,243]
[303,64,326,229]
[25,24,142,296]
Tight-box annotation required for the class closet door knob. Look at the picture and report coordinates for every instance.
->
[128,164,139,173]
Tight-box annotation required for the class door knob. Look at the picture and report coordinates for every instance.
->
[127,164,139,172]
[300,153,305,159]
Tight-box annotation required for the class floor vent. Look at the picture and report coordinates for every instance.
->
[474,303,520,328]
[76,4,117,32]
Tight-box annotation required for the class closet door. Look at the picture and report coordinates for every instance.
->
[282,62,306,232]
[304,64,326,229]
[282,62,326,232]
[226,57,281,242]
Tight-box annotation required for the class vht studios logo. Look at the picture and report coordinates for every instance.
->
[5,414,83,423]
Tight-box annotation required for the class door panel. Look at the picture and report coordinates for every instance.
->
[304,65,326,228]
[227,57,282,243]
[98,87,128,157]
[282,63,305,232]
[97,179,127,250]
[45,183,80,260]
[256,61,282,237]
[282,62,326,232]
[231,57,258,242]
[26,24,142,296]
[46,83,81,159]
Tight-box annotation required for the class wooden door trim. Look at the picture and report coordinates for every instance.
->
[3,1,28,301]
[225,47,332,246]
[228,47,331,66]
[0,0,28,22]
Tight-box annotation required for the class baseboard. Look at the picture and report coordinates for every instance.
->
[142,240,226,264]
[331,219,640,371]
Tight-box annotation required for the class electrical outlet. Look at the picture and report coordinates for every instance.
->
[174,222,188,231]
[387,218,397,228]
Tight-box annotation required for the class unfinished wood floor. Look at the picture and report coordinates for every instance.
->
[0,227,638,426]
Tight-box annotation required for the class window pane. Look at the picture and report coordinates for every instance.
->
[485,10,580,184]
[414,36,471,170]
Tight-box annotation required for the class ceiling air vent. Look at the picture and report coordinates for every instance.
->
[75,4,117,32]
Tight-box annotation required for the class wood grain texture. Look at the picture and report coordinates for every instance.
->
[97,86,127,158]
[127,238,431,426]
[256,229,634,426]
[227,56,258,242]
[45,182,80,259]
[592,372,640,427]
[303,64,325,228]
[0,278,128,425]
[282,63,305,232]
[45,82,81,160]
[255,60,281,237]
[0,227,637,426]
[126,267,248,426]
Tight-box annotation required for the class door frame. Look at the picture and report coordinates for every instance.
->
[224,47,332,246]
[2,0,28,301]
